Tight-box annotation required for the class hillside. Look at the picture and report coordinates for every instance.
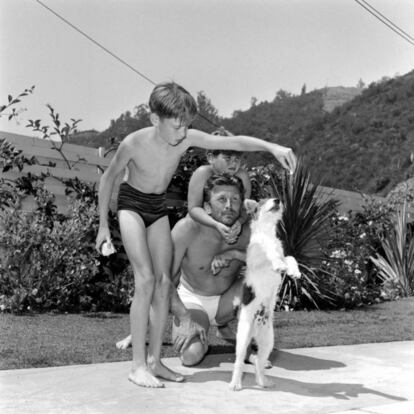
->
[71,70,414,195]
[222,71,414,195]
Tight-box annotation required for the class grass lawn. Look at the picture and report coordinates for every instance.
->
[1,297,414,370]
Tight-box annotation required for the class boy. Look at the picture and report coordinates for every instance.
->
[187,128,251,244]
[95,82,296,388]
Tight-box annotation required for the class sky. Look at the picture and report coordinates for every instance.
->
[1,0,414,137]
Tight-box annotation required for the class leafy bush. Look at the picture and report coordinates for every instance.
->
[371,202,414,296]
[0,182,133,313]
[250,161,339,309]
[318,196,404,308]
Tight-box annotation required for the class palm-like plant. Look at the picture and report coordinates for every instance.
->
[370,202,414,296]
[251,159,339,309]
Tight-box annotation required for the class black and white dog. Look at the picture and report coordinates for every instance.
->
[229,198,301,391]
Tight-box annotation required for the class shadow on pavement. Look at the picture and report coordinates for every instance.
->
[186,370,407,401]
[197,348,346,371]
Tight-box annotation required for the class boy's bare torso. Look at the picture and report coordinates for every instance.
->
[124,127,188,194]
[179,218,250,296]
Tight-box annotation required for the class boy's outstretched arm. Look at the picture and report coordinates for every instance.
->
[187,130,297,173]
[95,140,131,252]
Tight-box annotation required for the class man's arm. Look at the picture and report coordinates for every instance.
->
[211,249,247,275]
[187,129,297,173]
[170,219,206,349]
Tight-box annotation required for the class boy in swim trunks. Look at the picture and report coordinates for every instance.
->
[95,82,297,388]
[187,128,251,244]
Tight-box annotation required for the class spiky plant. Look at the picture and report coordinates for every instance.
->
[251,160,339,309]
[370,202,414,296]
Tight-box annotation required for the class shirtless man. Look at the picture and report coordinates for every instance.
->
[171,174,251,365]
[117,174,251,365]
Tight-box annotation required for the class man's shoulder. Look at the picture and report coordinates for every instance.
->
[172,215,200,238]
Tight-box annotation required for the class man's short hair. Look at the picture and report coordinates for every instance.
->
[203,174,245,203]
[206,127,241,158]
[149,82,198,125]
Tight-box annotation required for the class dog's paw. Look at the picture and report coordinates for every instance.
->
[229,380,243,391]
[271,258,288,273]
[285,256,301,278]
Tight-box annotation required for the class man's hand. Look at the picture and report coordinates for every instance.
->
[173,313,206,353]
[211,252,233,275]
[270,144,297,174]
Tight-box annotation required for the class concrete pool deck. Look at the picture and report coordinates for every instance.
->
[1,341,413,414]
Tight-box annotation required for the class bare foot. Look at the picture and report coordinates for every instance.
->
[116,335,132,350]
[216,325,236,342]
[128,367,164,388]
[148,357,185,383]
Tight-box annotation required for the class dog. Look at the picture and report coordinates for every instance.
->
[229,198,301,391]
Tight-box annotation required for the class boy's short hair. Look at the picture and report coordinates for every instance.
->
[149,82,198,125]
[207,127,241,157]
[203,174,245,203]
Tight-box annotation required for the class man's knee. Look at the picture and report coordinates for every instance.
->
[180,338,208,367]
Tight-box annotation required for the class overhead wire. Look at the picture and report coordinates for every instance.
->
[354,0,414,47]
[34,0,221,129]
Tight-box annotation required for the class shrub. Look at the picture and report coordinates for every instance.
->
[0,183,132,313]
[370,202,414,296]
[250,161,339,309]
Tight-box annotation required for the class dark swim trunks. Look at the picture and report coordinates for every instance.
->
[117,182,168,227]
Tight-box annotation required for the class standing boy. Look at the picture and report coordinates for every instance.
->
[95,82,296,388]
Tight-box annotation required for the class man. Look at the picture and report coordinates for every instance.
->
[171,174,251,365]
[118,174,252,366]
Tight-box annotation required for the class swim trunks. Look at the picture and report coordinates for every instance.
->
[117,182,168,227]
[177,281,221,326]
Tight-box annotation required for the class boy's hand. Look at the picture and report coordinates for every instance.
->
[215,222,232,240]
[95,227,111,254]
[215,221,241,244]
[270,145,297,174]
[173,313,206,353]
[226,219,242,244]
[211,252,233,275]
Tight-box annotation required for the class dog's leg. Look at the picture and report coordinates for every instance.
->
[229,307,252,391]
[254,325,274,388]
[285,256,301,278]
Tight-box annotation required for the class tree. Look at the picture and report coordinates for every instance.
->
[301,84,307,95]
[191,91,222,133]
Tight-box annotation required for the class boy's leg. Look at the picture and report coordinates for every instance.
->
[146,216,184,382]
[119,210,163,388]
[172,305,210,366]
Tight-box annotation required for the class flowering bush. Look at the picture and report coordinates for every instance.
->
[319,197,402,308]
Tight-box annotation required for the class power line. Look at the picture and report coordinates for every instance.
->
[359,0,414,42]
[354,0,414,47]
[34,0,221,128]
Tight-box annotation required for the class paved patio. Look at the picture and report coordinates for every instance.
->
[1,341,413,414]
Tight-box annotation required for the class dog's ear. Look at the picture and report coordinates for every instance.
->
[244,199,258,217]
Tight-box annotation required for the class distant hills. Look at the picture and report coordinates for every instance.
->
[70,70,414,195]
